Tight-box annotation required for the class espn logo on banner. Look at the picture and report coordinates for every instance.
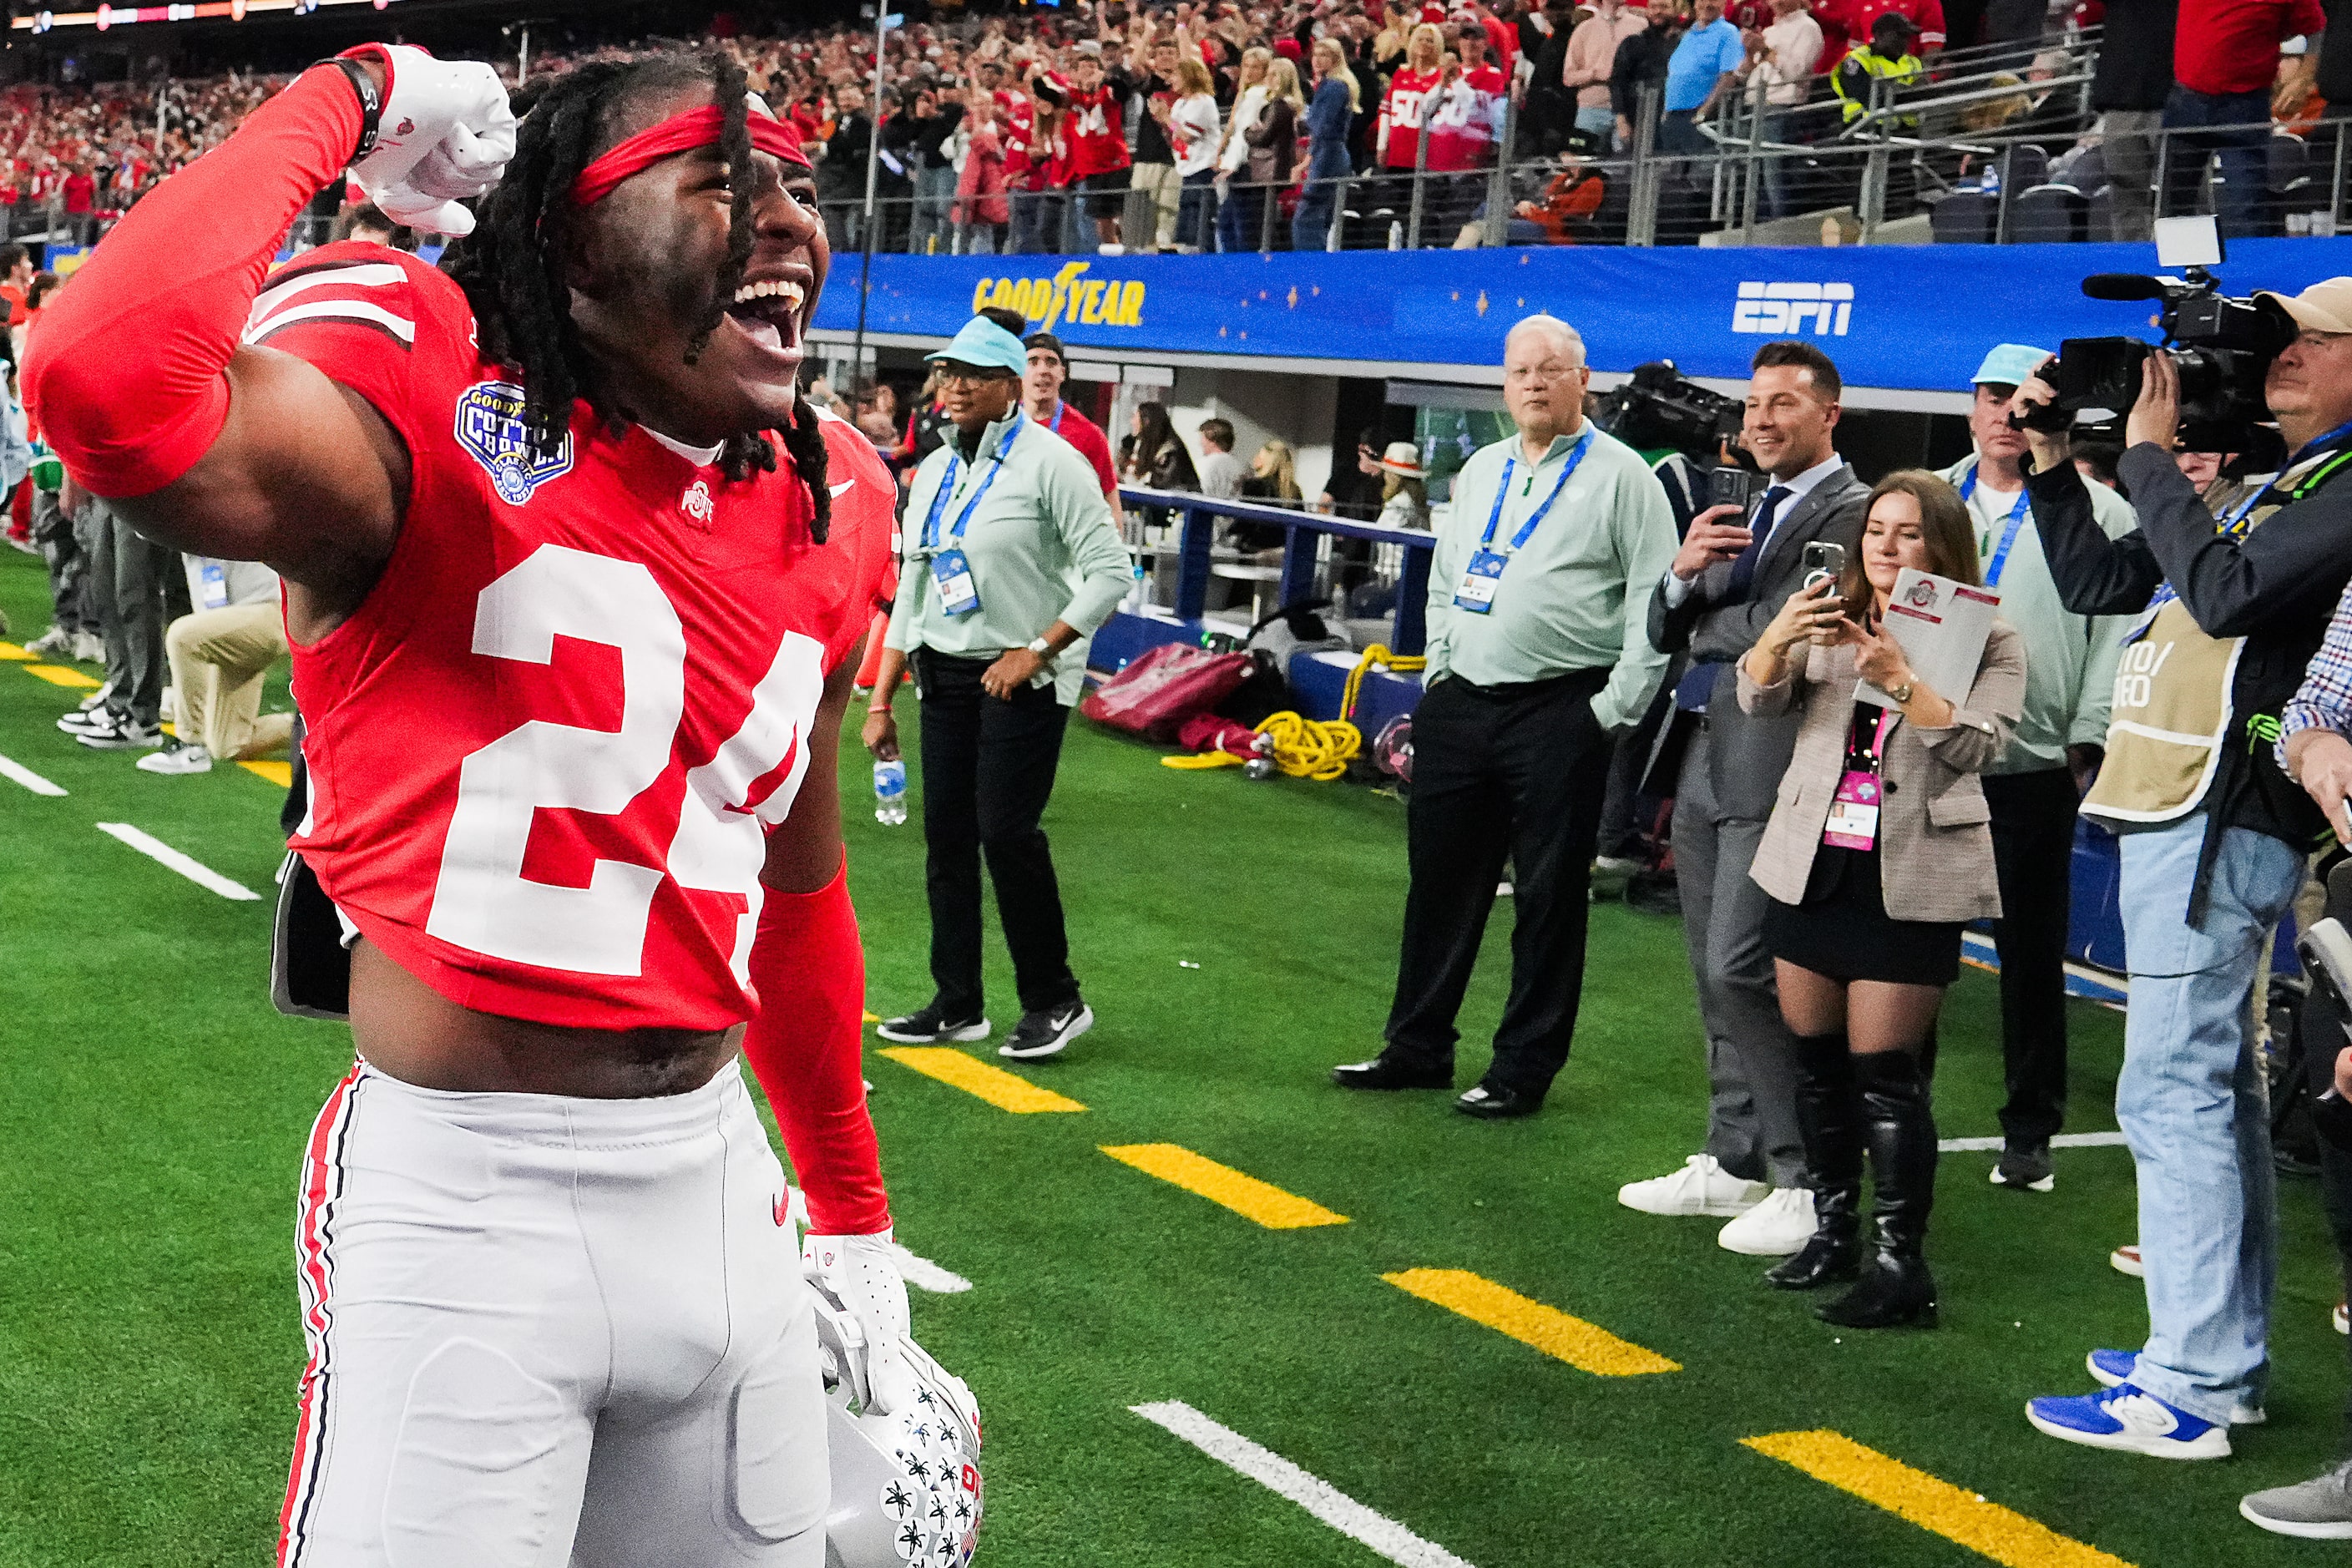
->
[1732,281,1854,337]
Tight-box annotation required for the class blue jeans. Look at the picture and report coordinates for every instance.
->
[1010,189,1064,255]
[1574,104,1616,139]
[1176,169,1217,250]
[909,164,957,255]
[2160,85,2269,239]
[1292,144,1351,252]
[1216,181,1267,251]
[2114,812,2299,1424]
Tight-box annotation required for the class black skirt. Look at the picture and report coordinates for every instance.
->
[1763,841,1964,987]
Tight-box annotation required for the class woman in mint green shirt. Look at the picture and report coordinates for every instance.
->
[863,315,1129,1064]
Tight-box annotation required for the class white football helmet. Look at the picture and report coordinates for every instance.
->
[813,1289,984,1568]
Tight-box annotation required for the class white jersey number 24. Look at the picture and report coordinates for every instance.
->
[424,544,824,979]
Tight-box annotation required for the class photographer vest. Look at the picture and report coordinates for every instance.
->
[2083,443,2352,830]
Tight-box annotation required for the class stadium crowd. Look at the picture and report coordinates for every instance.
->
[18,4,2352,1556]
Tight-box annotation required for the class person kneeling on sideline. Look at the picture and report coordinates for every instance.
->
[141,553,292,775]
[1738,471,2024,1328]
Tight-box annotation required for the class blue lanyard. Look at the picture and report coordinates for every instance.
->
[1479,429,1594,555]
[1049,401,1066,433]
[922,420,1024,551]
[1959,463,2032,588]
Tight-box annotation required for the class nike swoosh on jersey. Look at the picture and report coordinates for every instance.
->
[830,481,857,496]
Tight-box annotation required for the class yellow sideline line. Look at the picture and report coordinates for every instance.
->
[1743,1430,2136,1568]
[240,760,294,787]
[877,1047,1088,1114]
[1382,1268,1679,1376]
[0,640,33,660]
[23,663,100,689]
[1099,1143,1348,1229]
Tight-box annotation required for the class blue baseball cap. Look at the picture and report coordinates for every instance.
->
[926,316,1029,376]
[1968,342,2052,389]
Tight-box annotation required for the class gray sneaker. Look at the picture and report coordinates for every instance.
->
[2243,1460,2352,1539]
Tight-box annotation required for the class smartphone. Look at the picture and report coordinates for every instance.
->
[1708,465,1763,515]
[1801,540,1845,589]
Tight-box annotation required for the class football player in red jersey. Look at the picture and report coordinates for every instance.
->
[28,45,936,1568]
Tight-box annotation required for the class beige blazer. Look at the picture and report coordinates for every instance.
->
[1739,621,2027,925]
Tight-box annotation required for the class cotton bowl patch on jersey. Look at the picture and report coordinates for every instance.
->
[455,381,574,504]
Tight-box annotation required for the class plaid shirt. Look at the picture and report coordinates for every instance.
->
[2282,570,2352,758]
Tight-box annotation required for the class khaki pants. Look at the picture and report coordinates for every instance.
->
[1130,162,1180,250]
[164,601,292,761]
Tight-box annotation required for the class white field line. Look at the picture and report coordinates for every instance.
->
[1130,1401,1478,1568]
[0,753,64,796]
[889,1242,973,1294]
[94,822,262,901]
[1939,1130,2130,1153]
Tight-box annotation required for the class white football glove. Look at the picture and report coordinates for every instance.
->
[803,1229,920,1417]
[343,45,514,239]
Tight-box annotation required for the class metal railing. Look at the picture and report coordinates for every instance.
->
[1117,485,1436,655]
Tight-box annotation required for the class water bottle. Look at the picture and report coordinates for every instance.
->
[873,759,908,826]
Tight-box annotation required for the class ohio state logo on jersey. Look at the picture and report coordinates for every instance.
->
[455,380,574,504]
[680,479,715,524]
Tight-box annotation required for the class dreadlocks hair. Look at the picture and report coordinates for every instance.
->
[443,51,832,542]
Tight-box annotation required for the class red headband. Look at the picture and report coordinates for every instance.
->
[569,104,812,207]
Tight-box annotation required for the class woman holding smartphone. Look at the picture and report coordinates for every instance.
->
[1737,472,2026,1329]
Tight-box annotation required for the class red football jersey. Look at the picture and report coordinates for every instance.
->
[1063,81,1131,178]
[1378,68,1442,169]
[257,244,896,1033]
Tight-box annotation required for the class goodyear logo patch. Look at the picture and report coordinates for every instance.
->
[970,261,1143,332]
[454,381,574,505]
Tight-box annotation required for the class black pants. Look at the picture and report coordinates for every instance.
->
[1985,767,2076,1147]
[917,650,1080,1020]
[1384,670,1613,1095]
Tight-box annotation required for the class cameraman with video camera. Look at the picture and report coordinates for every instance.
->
[2011,276,2352,1471]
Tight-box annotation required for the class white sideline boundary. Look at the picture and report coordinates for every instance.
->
[1939,1130,2130,1153]
[890,1243,973,1294]
[95,822,261,901]
[0,752,64,796]
[1130,1400,1478,1568]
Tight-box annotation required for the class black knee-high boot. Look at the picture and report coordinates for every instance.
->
[1817,1048,1940,1329]
[1767,1033,1863,1291]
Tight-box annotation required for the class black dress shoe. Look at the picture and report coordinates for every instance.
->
[1331,1055,1453,1090]
[1455,1082,1541,1119]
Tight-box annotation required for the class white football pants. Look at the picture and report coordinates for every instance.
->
[276,1059,826,1567]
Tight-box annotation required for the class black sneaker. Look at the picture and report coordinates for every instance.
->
[875,1003,991,1044]
[1990,1141,2055,1192]
[999,1000,1093,1060]
[76,712,164,750]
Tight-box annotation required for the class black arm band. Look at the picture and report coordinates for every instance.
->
[317,57,382,160]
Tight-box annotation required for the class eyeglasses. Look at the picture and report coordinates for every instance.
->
[936,367,1010,388]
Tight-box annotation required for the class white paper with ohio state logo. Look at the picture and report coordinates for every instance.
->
[1858,568,2000,710]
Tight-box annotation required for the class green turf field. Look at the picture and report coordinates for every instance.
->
[2,541,2346,1567]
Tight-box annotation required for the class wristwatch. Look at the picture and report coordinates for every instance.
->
[1026,636,1059,665]
[1888,680,1914,705]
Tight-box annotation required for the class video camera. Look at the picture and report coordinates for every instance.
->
[1594,360,1743,464]
[2023,217,2294,460]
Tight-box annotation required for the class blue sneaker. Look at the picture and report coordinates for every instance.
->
[2084,1349,2265,1424]
[2026,1383,2231,1459]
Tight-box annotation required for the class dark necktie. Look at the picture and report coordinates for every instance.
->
[1726,484,1793,602]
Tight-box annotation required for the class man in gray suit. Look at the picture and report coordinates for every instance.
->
[1621,340,1869,1261]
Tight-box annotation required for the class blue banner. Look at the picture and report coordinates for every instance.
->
[813,239,2352,392]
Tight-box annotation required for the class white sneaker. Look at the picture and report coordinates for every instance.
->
[137,740,212,775]
[1717,1186,1818,1257]
[1616,1154,1768,1218]
[2111,1243,2143,1277]
[69,630,104,663]
[22,625,69,656]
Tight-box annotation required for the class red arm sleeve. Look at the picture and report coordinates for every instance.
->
[739,859,892,1236]
[27,66,363,497]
